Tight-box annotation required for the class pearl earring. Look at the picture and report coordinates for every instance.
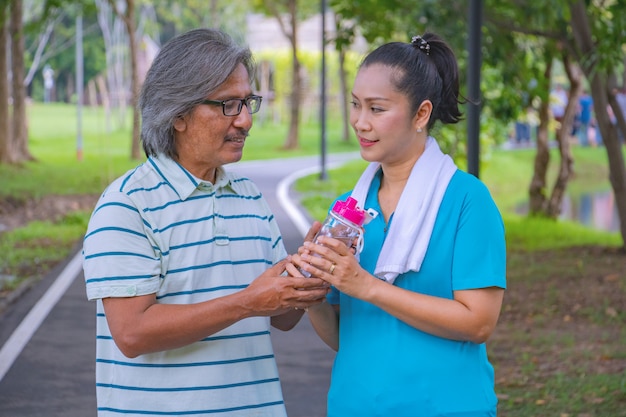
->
[416,127,423,133]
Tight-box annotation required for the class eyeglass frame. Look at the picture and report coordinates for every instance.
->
[200,95,263,116]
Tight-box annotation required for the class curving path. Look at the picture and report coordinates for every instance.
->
[0,152,359,417]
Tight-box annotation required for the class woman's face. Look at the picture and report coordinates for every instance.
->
[349,64,423,166]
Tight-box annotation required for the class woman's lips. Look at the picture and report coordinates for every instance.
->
[359,137,378,147]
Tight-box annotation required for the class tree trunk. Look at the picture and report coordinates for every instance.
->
[109,0,141,160]
[547,55,580,217]
[529,60,552,214]
[337,47,350,142]
[570,1,626,248]
[591,75,626,245]
[283,0,300,150]
[126,1,141,160]
[610,87,626,144]
[117,0,141,159]
[96,74,110,111]
[0,4,12,164]
[10,0,33,162]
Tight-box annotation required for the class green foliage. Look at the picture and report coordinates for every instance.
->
[254,48,361,123]
[294,146,622,250]
[148,0,251,42]
[251,0,319,21]
[24,3,106,103]
[583,1,626,75]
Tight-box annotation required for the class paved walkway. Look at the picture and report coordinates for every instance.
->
[0,153,359,417]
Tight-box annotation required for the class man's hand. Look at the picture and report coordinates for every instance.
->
[242,260,329,318]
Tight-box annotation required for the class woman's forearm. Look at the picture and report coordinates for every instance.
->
[307,302,340,351]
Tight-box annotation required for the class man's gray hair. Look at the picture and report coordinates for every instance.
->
[139,28,255,158]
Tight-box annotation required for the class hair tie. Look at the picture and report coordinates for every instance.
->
[411,35,430,55]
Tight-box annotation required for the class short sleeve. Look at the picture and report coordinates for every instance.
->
[451,179,506,291]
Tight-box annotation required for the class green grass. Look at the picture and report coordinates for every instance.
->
[0,103,359,198]
[2,103,139,198]
[295,146,623,251]
[0,102,362,284]
[498,372,626,416]
[502,213,622,251]
[1,103,621,281]
[1,102,624,415]
[0,213,90,289]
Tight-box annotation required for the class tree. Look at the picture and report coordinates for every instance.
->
[34,6,105,104]
[107,0,141,160]
[0,0,34,164]
[329,9,356,143]
[0,0,102,165]
[322,0,626,246]
[150,0,249,38]
[253,0,318,149]
[569,1,626,247]
[10,0,33,162]
[482,3,584,222]
[0,1,10,164]
[485,0,626,248]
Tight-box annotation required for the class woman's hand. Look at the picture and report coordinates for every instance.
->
[297,235,378,300]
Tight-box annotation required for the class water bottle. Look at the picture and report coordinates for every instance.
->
[301,196,366,277]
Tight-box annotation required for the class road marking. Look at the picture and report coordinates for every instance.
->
[277,159,352,238]
[0,252,83,382]
[277,165,323,238]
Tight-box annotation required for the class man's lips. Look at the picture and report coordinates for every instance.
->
[225,132,248,144]
[226,137,246,144]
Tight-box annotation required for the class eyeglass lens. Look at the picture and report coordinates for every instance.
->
[224,96,261,116]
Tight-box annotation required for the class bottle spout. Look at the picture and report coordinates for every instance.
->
[331,196,366,226]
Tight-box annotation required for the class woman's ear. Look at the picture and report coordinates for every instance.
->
[414,100,433,132]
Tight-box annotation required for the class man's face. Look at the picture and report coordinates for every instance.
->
[173,63,254,183]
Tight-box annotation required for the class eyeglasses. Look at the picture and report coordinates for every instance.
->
[200,95,263,116]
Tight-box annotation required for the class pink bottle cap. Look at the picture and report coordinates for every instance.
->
[331,197,366,226]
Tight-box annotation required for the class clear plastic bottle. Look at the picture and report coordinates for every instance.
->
[301,196,366,277]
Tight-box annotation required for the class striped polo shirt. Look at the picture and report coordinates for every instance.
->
[82,154,288,416]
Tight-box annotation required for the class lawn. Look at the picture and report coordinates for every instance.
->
[293,145,625,417]
[0,102,625,416]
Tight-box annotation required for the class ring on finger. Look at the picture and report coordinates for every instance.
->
[329,263,336,275]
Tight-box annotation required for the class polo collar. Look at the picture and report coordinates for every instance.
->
[149,154,238,201]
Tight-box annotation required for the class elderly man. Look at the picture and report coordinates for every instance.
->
[82,28,328,417]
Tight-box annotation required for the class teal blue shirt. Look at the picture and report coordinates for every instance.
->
[327,169,506,417]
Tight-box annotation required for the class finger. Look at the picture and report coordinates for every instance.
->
[349,238,358,254]
[308,237,348,256]
[272,259,289,272]
[300,251,330,272]
[288,254,309,272]
[297,245,312,255]
[304,221,322,243]
[285,262,304,277]
[289,275,327,289]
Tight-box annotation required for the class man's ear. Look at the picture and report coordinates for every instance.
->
[173,116,187,132]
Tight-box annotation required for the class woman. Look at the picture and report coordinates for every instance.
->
[293,32,507,416]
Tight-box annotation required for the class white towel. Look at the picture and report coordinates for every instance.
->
[350,136,457,284]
